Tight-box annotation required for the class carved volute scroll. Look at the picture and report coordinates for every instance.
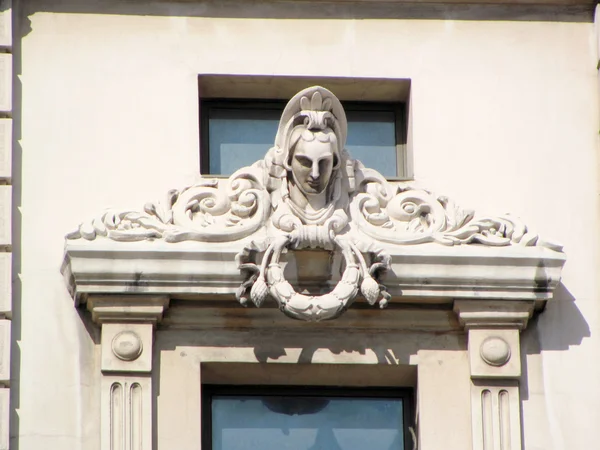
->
[66,86,564,321]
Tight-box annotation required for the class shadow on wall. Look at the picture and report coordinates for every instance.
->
[20,0,595,25]
[251,335,438,366]
[530,282,589,353]
[516,282,588,449]
[155,321,466,368]
[10,0,24,448]
[519,282,589,405]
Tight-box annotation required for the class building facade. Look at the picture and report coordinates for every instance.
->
[0,0,598,449]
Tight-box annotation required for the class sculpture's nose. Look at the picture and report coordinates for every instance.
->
[310,161,320,180]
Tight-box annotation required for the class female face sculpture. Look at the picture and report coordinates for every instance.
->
[287,128,339,197]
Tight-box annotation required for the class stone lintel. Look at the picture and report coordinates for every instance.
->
[87,295,170,325]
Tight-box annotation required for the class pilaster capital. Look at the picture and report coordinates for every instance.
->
[454,300,531,379]
[87,296,169,373]
[86,295,170,325]
[453,300,534,331]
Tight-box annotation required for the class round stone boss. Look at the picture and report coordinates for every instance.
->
[111,330,143,362]
[479,336,511,367]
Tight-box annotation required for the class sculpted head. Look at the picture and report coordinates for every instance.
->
[285,127,340,196]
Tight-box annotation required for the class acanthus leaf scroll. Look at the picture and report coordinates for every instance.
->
[67,165,270,243]
[66,86,563,321]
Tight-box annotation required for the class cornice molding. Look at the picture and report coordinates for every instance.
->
[64,240,565,304]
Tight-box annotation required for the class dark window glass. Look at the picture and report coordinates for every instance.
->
[207,108,280,176]
[201,101,405,178]
[204,386,412,450]
[345,109,397,178]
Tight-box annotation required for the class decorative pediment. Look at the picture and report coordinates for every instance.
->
[63,86,566,322]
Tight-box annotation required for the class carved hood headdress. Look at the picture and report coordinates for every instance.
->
[274,86,348,152]
[265,86,349,192]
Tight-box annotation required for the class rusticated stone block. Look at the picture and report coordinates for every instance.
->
[0,388,7,449]
[0,0,11,48]
[0,253,9,317]
[0,320,9,384]
[0,54,10,113]
[0,119,11,180]
[0,186,9,248]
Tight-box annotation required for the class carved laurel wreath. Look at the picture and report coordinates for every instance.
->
[236,233,390,322]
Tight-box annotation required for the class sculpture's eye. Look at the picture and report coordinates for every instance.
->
[295,156,312,168]
[319,159,331,176]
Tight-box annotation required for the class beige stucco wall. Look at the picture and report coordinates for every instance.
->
[13,1,599,449]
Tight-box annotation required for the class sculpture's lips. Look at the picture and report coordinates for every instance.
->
[307,180,320,189]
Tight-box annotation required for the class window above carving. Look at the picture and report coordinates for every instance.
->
[198,74,412,180]
[201,99,407,179]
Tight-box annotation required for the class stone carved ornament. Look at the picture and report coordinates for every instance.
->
[67,87,563,321]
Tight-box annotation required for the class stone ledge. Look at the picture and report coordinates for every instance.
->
[63,239,565,306]
[65,239,563,332]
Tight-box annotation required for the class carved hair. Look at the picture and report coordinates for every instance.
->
[283,126,341,172]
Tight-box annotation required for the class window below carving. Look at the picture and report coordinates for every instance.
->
[202,385,414,450]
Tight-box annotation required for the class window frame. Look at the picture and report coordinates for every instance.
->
[201,384,415,450]
[199,98,409,180]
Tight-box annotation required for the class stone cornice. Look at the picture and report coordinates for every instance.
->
[64,239,565,310]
